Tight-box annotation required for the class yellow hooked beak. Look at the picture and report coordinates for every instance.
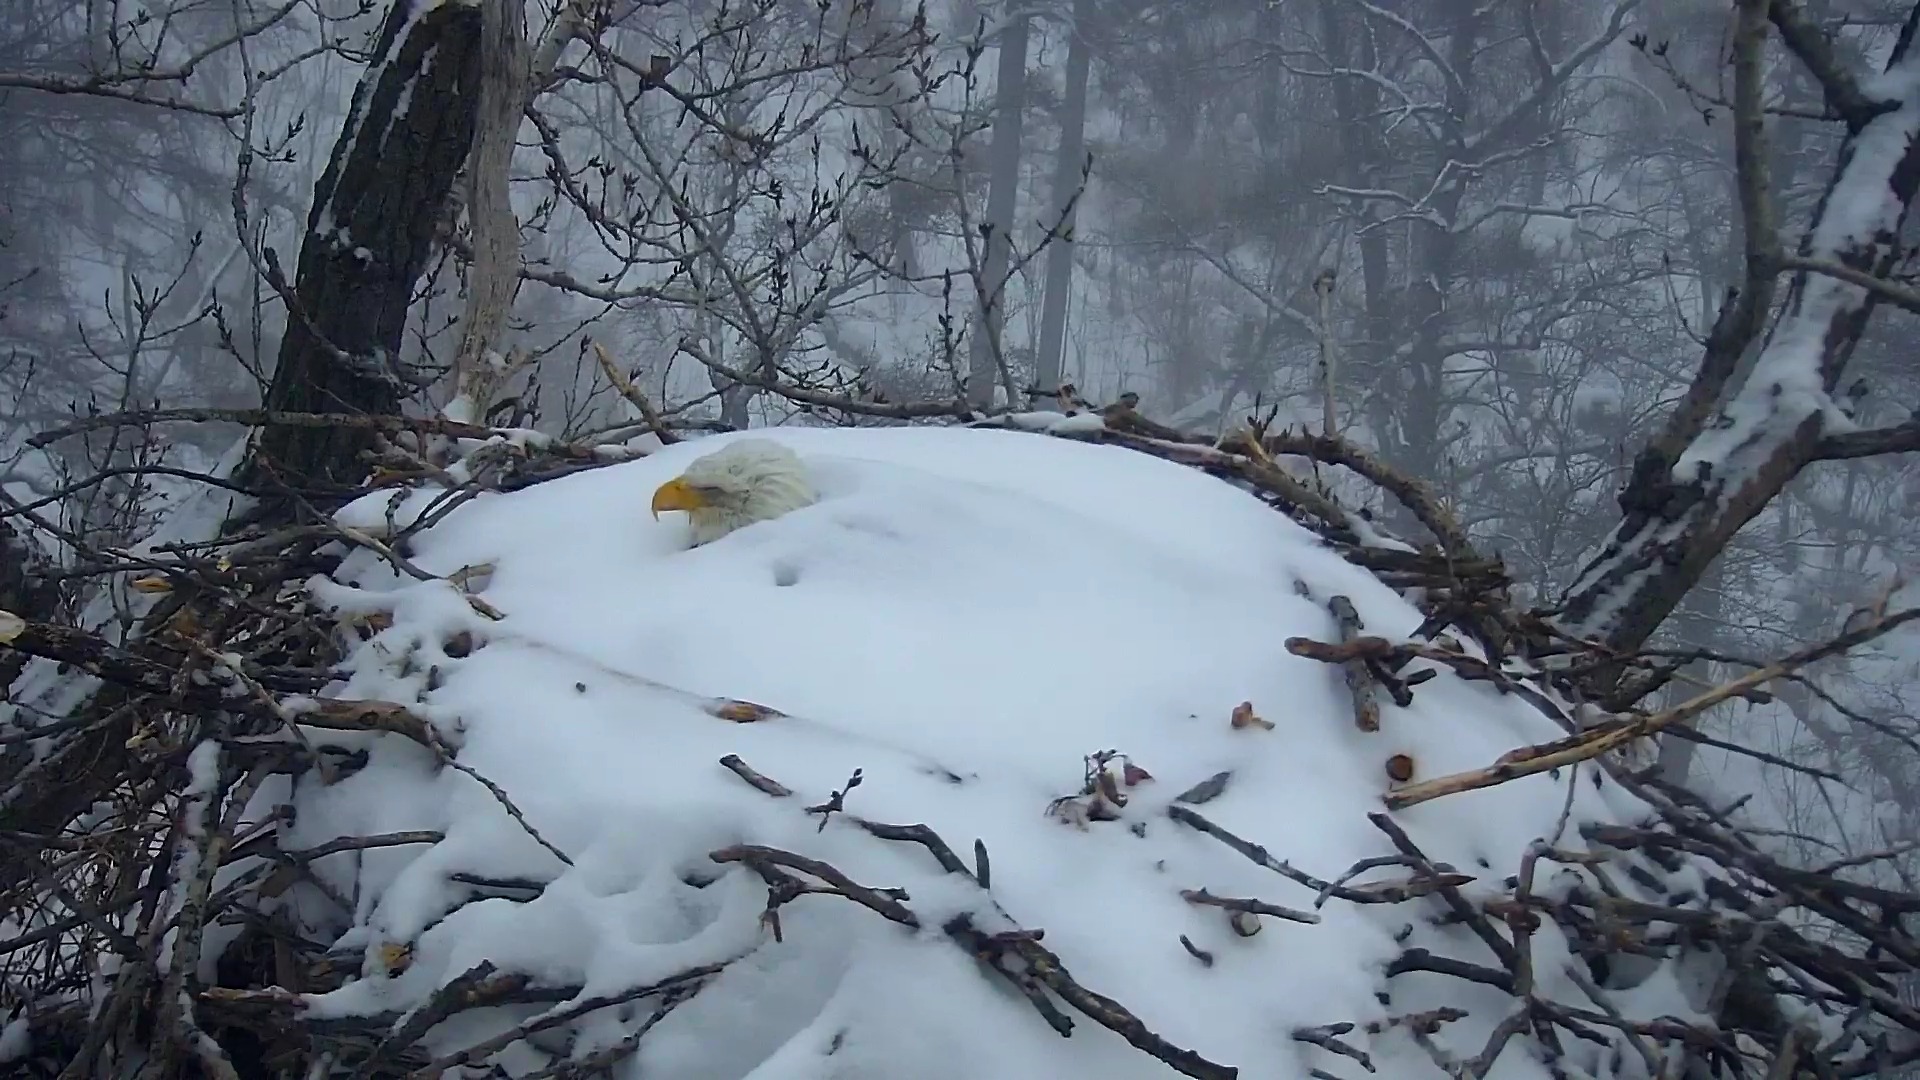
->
[650,477,709,519]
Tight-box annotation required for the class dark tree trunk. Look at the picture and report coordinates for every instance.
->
[244,0,485,500]
[1034,0,1093,397]
[967,13,1030,408]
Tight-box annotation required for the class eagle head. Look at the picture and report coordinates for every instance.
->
[650,438,818,546]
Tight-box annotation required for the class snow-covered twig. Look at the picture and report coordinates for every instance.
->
[418,965,718,1076]
[1326,596,1382,733]
[1780,253,1920,316]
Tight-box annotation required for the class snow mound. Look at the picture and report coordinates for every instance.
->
[286,426,1706,1078]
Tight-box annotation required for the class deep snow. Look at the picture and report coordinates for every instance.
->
[271,425,1712,1078]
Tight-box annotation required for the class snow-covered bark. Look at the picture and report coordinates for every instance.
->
[1559,16,1920,653]
[247,0,485,496]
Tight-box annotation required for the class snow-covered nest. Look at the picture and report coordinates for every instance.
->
[271,426,1717,1078]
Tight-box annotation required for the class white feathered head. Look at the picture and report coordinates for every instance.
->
[650,438,818,546]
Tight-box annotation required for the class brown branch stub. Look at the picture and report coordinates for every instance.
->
[1180,887,1321,925]
[1292,1022,1375,1073]
[719,754,794,797]
[289,698,445,750]
[1286,634,1396,666]
[710,844,920,928]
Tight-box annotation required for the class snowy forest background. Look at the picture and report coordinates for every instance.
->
[7,0,1920,1072]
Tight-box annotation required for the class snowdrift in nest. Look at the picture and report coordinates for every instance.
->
[290,426,1710,1079]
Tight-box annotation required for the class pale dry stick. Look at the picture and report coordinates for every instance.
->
[157,742,270,1080]
[591,340,679,444]
[1386,607,1920,810]
[445,0,532,423]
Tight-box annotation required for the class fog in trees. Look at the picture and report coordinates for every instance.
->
[6,0,1920,1076]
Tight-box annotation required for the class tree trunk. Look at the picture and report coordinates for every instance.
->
[968,10,1030,409]
[244,0,486,501]
[447,0,531,423]
[1034,0,1092,398]
[1558,9,1920,654]
[1317,0,1414,468]
[1396,1,1479,473]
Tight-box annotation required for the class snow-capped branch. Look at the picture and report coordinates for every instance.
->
[1624,0,1782,494]
[1557,3,1920,652]
[1781,252,1920,315]
[1769,0,1900,130]
[712,806,1245,1080]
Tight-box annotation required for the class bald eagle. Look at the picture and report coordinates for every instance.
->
[649,438,818,546]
